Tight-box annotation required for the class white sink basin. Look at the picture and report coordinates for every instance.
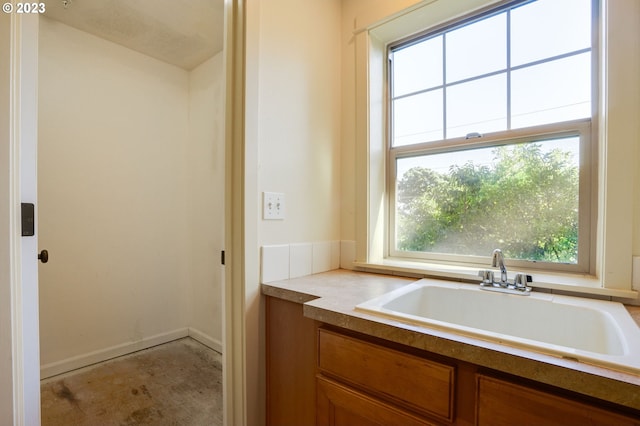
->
[355,279,640,373]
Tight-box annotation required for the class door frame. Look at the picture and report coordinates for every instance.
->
[223,0,247,424]
[2,10,41,426]
[4,1,250,424]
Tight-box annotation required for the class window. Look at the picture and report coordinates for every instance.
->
[355,0,638,293]
[387,0,595,273]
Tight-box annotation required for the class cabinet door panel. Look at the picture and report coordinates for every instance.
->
[266,297,318,426]
[476,375,640,426]
[317,376,437,426]
[318,328,454,421]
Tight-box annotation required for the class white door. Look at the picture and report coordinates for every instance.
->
[18,13,41,426]
[0,8,13,422]
[1,12,41,426]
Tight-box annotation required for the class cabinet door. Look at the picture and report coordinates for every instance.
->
[317,376,437,426]
[266,297,318,426]
[318,328,455,422]
[476,375,640,426]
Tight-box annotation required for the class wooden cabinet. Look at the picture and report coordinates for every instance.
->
[266,296,318,426]
[318,328,455,424]
[476,375,640,426]
[317,376,437,426]
[265,294,640,426]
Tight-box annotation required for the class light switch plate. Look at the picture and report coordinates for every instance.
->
[263,192,285,220]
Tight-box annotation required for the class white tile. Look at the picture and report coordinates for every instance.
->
[330,240,340,270]
[312,241,332,274]
[290,243,313,279]
[340,240,356,270]
[261,245,290,283]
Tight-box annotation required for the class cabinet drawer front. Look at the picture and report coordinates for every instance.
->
[318,329,455,422]
[317,376,438,426]
[476,375,640,426]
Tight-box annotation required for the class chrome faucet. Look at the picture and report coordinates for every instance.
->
[478,248,533,295]
[491,249,508,284]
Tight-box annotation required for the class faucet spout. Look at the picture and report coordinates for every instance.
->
[491,249,508,283]
[479,249,532,295]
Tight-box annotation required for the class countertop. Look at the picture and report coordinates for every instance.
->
[262,269,640,411]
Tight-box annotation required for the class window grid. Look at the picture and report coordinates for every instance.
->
[386,0,596,273]
[390,19,592,146]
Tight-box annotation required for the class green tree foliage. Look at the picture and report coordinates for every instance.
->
[396,143,579,263]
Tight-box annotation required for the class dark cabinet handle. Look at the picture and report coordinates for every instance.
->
[38,249,48,263]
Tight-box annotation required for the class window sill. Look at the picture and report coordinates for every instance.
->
[353,258,639,301]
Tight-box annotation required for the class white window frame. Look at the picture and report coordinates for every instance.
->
[386,0,595,274]
[389,122,593,274]
[353,0,639,297]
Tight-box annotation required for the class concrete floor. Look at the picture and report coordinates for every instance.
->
[41,337,223,426]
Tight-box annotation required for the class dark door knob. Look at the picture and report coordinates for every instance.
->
[38,249,48,263]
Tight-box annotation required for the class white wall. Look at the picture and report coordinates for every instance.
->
[37,17,199,373]
[339,0,423,244]
[256,0,342,247]
[244,0,342,423]
[606,0,640,260]
[187,53,225,348]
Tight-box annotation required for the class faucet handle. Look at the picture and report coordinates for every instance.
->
[478,269,494,285]
[513,273,532,289]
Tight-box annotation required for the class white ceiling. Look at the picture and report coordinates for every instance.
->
[43,0,225,70]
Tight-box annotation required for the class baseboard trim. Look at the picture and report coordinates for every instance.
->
[188,328,223,354]
[40,328,190,380]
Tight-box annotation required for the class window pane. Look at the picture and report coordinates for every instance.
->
[511,0,591,67]
[395,137,580,263]
[446,74,507,138]
[511,53,591,129]
[393,36,443,97]
[446,13,506,83]
[393,90,443,146]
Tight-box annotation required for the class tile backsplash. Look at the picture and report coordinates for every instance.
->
[261,244,290,283]
[289,243,313,279]
[261,240,355,283]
